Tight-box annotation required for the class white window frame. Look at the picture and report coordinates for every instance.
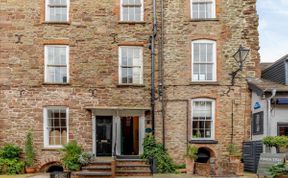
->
[191,40,217,82]
[191,98,215,140]
[120,0,144,22]
[45,0,70,22]
[44,45,69,84]
[118,46,144,85]
[190,0,216,19]
[43,107,69,148]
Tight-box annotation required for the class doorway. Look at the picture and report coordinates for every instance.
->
[96,116,112,156]
[121,116,139,155]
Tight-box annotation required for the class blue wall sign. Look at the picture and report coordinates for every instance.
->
[254,102,261,109]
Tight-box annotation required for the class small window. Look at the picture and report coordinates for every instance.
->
[45,0,69,22]
[119,46,143,84]
[278,123,288,136]
[191,0,216,19]
[192,99,215,140]
[44,45,69,84]
[252,111,264,135]
[192,40,216,82]
[121,0,144,21]
[44,107,68,148]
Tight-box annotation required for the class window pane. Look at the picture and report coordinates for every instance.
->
[133,67,141,84]
[199,44,207,62]
[206,3,212,18]
[54,67,61,83]
[127,48,133,66]
[60,67,67,83]
[46,67,55,83]
[121,68,127,83]
[207,43,213,62]
[193,44,200,62]
[122,7,129,21]
[123,0,129,4]
[135,7,141,21]
[207,64,213,80]
[127,68,133,83]
[199,64,206,80]
[192,3,198,18]
[199,3,206,18]
[128,7,135,21]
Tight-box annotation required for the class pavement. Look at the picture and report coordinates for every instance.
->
[26,172,258,178]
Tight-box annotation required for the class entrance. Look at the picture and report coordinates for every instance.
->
[96,116,112,156]
[121,116,139,155]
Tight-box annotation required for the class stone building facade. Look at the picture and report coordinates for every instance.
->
[154,0,260,175]
[0,0,260,175]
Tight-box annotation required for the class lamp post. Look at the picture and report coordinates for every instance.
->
[230,45,250,86]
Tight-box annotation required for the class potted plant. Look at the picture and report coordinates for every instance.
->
[25,130,36,173]
[227,144,241,163]
[185,145,198,174]
[263,136,288,153]
[61,141,83,171]
[268,163,288,178]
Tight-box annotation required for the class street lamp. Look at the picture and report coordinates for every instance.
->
[230,45,250,85]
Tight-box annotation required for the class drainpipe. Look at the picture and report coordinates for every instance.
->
[159,0,165,148]
[263,89,276,152]
[151,0,157,135]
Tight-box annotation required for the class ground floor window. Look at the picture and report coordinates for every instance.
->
[278,123,288,136]
[44,107,68,148]
[191,98,215,140]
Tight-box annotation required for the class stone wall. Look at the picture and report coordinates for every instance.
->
[0,0,152,168]
[155,0,260,174]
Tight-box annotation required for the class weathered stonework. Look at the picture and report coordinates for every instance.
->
[0,0,260,175]
[154,0,260,175]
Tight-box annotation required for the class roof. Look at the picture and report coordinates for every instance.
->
[247,77,288,95]
[260,62,273,71]
[262,54,288,73]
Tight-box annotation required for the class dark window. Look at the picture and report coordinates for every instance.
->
[252,112,264,135]
[277,123,288,136]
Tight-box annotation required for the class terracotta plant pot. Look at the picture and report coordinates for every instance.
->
[25,167,36,174]
[185,158,195,174]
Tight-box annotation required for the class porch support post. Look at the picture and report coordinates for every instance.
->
[92,115,96,155]
[139,115,145,155]
[113,116,121,156]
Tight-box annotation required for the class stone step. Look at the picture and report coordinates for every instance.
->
[88,161,112,166]
[72,171,112,178]
[116,159,147,165]
[82,165,112,172]
[116,164,150,171]
[116,169,152,177]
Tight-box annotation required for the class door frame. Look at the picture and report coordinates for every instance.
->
[92,113,145,157]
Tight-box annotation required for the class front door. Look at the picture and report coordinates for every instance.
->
[96,116,112,156]
[121,116,139,155]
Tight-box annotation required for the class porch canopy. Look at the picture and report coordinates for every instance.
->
[86,106,150,116]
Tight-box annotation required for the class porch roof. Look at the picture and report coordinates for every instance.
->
[85,106,150,116]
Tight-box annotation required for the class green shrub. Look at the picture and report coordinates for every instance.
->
[227,143,241,156]
[25,130,36,167]
[267,163,288,178]
[61,141,83,171]
[0,144,22,159]
[185,145,198,160]
[263,136,288,148]
[141,134,176,173]
[0,144,25,175]
[0,158,25,175]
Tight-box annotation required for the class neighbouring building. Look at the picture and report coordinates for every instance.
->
[245,55,288,172]
[0,0,260,176]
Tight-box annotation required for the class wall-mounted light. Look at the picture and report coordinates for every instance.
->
[230,45,250,86]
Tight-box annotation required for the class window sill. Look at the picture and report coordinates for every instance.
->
[43,83,70,86]
[41,148,62,151]
[190,18,219,22]
[117,84,145,87]
[189,140,218,144]
[43,21,71,25]
[190,82,219,86]
[118,21,146,24]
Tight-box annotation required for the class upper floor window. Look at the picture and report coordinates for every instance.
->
[191,0,216,19]
[45,0,69,22]
[192,40,216,82]
[119,46,143,84]
[192,99,215,140]
[120,0,144,21]
[43,107,69,148]
[44,45,69,84]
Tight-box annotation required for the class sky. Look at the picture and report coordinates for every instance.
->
[257,0,288,62]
